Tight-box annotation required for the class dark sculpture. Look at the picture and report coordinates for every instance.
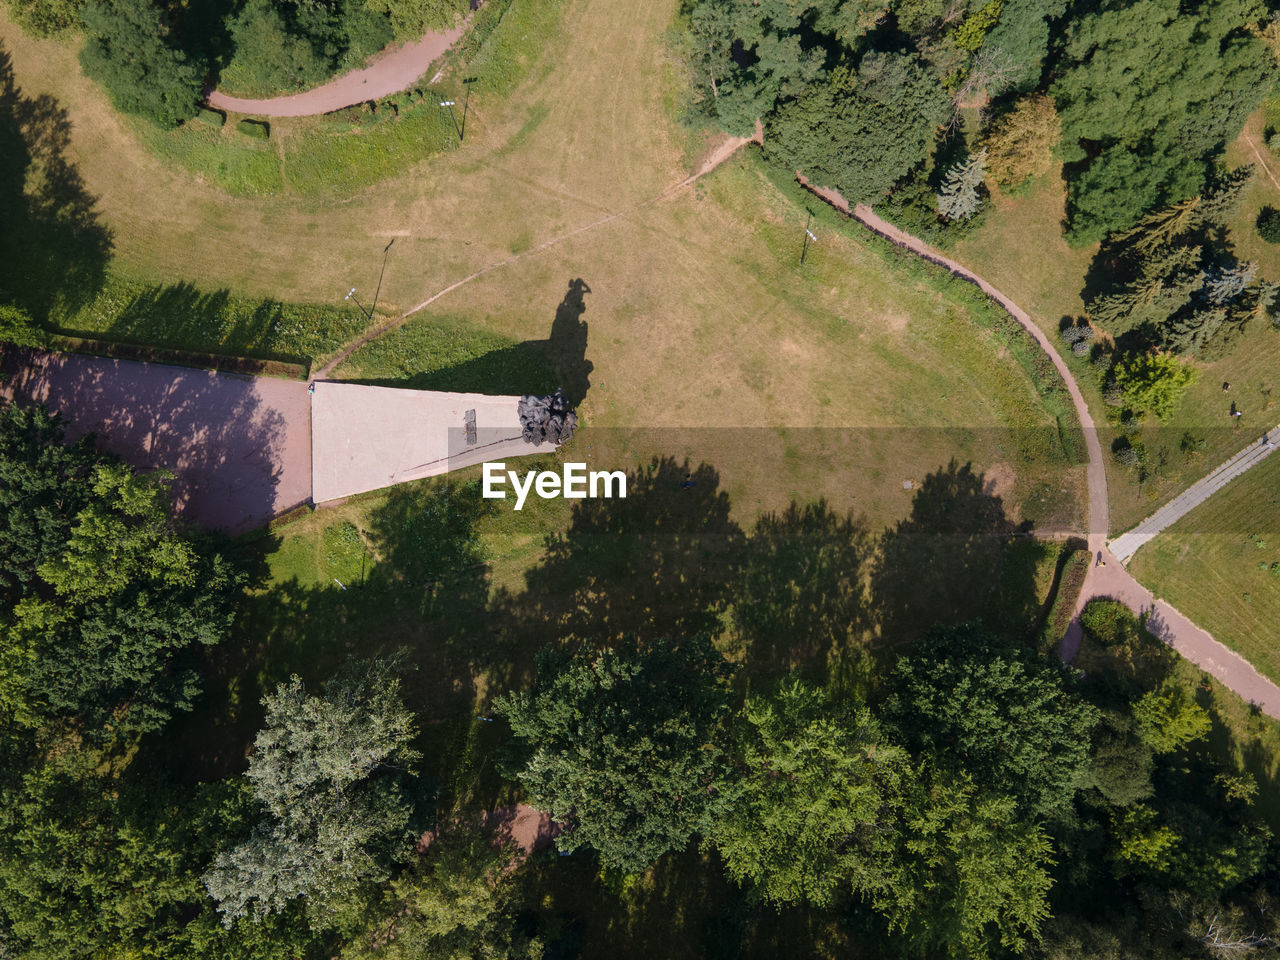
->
[519,389,577,445]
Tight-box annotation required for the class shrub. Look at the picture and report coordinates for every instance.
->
[1072,339,1092,357]
[194,107,225,128]
[1111,437,1141,467]
[1257,206,1280,244]
[236,119,270,139]
[1113,352,1195,421]
[1080,599,1139,646]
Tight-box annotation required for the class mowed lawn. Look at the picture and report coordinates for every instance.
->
[2,0,1085,532]
[1128,452,1280,684]
[952,135,1280,534]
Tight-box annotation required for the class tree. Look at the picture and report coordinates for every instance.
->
[0,304,47,347]
[765,53,950,203]
[1052,0,1274,243]
[1113,352,1196,421]
[79,0,204,127]
[875,772,1056,960]
[6,0,87,35]
[1258,206,1280,243]
[709,680,909,907]
[1131,683,1211,755]
[0,407,240,737]
[685,0,850,136]
[983,94,1060,187]
[937,148,988,221]
[1088,244,1204,337]
[347,829,543,960]
[495,637,732,874]
[884,625,1099,817]
[204,662,419,926]
[978,0,1068,93]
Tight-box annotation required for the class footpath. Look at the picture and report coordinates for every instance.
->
[794,174,1280,718]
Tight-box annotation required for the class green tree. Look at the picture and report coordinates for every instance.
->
[496,637,732,874]
[983,93,1060,187]
[204,662,419,926]
[6,0,88,34]
[0,304,47,347]
[766,53,950,203]
[345,829,542,960]
[709,680,909,907]
[363,0,461,41]
[79,0,204,127]
[937,148,988,221]
[876,772,1055,959]
[1113,352,1196,421]
[1051,0,1274,243]
[885,625,1099,817]
[1131,682,1211,755]
[0,408,240,737]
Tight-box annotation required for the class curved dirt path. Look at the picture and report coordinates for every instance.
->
[314,127,761,378]
[207,23,466,118]
[796,176,1280,718]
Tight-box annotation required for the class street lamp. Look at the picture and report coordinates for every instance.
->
[800,210,818,265]
[439,100,463,142]
[344,286,372,321]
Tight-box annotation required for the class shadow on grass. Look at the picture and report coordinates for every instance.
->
[0,44,112,321]
[872,459,1038,646]
[344,277,593,400]
[497,455,745,650]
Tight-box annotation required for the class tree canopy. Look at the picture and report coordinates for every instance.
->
[496,637,733,874]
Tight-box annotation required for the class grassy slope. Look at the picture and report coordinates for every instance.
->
[1128,453,1280,684]
[2,0,1085,531]
[951,141,1280,535]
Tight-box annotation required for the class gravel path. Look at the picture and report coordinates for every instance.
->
[207,23,466,118]
[795,176,1280,718]
[1109,427,1280,562]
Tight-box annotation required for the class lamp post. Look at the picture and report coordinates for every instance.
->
[345,287,372,321]
[800,211,818,265]
[439,100,463,142]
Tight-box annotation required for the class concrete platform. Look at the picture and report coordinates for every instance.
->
[310,381,559,503]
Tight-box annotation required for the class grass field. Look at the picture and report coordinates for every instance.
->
[1128,452,1280,685]
[952,145,1280,534]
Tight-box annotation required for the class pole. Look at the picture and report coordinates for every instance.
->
[440,101,462,142]
[461,77,476,140]
[800,211,813,265]
[372,238,394,316]
[345,287,372,321]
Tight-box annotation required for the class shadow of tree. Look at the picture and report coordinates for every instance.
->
[871,459,1037,645]
[731,500,874,679]
[0,44,112,321]
[498,456,744,649]
[0,347,302,533]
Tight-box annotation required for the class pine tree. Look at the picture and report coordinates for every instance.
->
[1088,245,1204,336]
[937,149,988,221]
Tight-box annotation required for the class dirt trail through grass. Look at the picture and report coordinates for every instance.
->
[314,127,761,378]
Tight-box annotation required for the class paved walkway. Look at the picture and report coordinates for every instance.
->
[1109,427,1280,562]
[794,176,1280,718]
[207,23,466,118]
[311,381,558,503]
[0,349,312,533]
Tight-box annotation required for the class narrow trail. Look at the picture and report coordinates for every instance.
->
[1244,131,1280,194]
[314,128,761,379]
[797,175,1280,718]
[207,23,467,118]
